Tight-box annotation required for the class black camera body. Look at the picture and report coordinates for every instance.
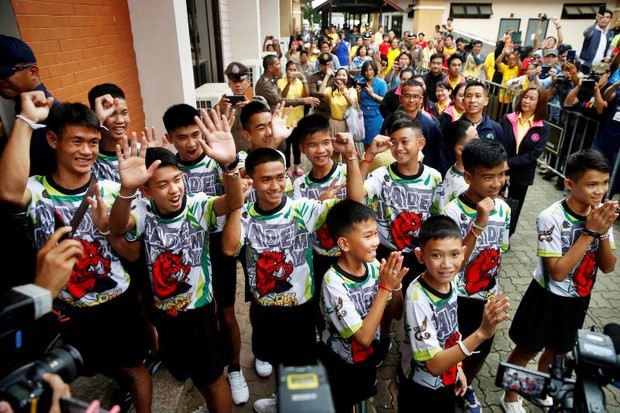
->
[0,346,83,413]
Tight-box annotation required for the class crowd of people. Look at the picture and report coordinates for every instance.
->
[0,9,618,413]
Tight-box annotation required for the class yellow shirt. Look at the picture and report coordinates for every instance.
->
[437,99,449,114]
[497,63,520,103]
[515,113,534,153]
[324,87,357,120]
[484,53,496,80]
[385,48,401,76]
[350,45,359,59]
[277,78,305,127]
[442,46,457,58]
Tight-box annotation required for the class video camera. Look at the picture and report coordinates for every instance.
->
[0,346,83,413]
[496,326,620,412]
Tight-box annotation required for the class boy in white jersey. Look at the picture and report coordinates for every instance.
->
[0,92,152,413]
[501,149,617,413]
[443,138,510,413]
[162,103,249,405]
[438,119,478,210]
[109,109,244,413]
[320,200,406,412]
[221,141,364,413]
[399,216,510,412]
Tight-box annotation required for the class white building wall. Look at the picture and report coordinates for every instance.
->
[260,0,282,40]
[219,0,232,67]
[228,0,263,61]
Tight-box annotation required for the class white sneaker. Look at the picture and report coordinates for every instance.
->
[533,395,553,407]
[227,369,249,405]
[255,358,273,378]
[499,394,526,413]
[254,394,277,413]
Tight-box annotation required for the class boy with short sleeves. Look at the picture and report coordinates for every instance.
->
[221,137,364,413]
[443,139,511,412]
[109,109,244,413]
[501,149,617,413]
[399,216,510,412]
[319,200,406,412]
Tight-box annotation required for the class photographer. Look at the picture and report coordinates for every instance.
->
[463,40,485,78]
[0,374,70,413]
[580,8,614,75]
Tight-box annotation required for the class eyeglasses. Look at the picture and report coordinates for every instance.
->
[1,63,35,78]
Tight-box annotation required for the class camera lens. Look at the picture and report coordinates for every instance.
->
[33,345,83,383]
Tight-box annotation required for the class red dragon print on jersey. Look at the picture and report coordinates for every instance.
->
[256,250,294,296]
[66,239,114,300]
[573,251,596,297]
[463,248,500,295]
[390,211,422,250]
[441,332,460,386]
[152,251,192,301]
[315,224,336,251]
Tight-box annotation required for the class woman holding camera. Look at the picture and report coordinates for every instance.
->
[357,60,387,149]
[320,68,357,140]
[501,87,550,236]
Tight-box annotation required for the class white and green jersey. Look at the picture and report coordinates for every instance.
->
[533,200,615,298]
[438,165,468,211]
[443,194,510,300]
[293,162,347,256]
[238,150,293,203]
[91,150,120,182]
[240,197,337,306]
[177,152,225,232]
[400,276,461,390]
[129,193,218,315]
[26,175,129,307]
[364,162,442,252]
[320,261,381,364]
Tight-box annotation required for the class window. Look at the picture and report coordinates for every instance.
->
[525,18,549,47]
[449,3,492,19]
[561,3,606,19]
[498,19,520,41]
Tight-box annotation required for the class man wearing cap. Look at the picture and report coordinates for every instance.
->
[0,35,56,177]
[219,61,267,152]
[539,48,563,90]
[580,8,614,74]
[307,52,336,118]
[361,32,377,60]
[314,42,340,72]
[254,55,319,112]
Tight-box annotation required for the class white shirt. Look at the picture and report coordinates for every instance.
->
[593,25,609,65]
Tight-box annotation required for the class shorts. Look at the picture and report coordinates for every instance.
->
[250,300,316,366]
[153,302,224,386]
[397,368,456,412]
[377,244,424,294]
[60,288,149,375]
[457,296,495,358]
[210,232,238,308]
[318,343,377,411]
[509,280,590,353]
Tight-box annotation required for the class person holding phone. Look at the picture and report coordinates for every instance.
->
[320,68,357,157]
[357,60,387,149]
[580,7,614,74]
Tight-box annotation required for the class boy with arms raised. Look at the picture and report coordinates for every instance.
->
[501,149,617,413]
[399,216,510,411]
[0,92,152,412]
[320,200,407,412]
[442,139,511,413]
[221,133,364,413]
[162,103,249,405]
[109,109,244,413]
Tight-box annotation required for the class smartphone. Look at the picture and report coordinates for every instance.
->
[226,95,245,105]
[581,78,596,94]
[566,49,576,64]
[60,397,111,413]
[495,362,549,399]
[511,31,522,43]
[54,209,72,242]
[357,81,367,88]
[539,66,551,79]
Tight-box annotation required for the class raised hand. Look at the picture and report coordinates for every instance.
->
[271,102,293,144]
[379,251,408,290]
[19,91,54,124]
[142,126,169,148]
[195,108,236,165]
[475,197,495,228]
[94,94,117,125]
[367,135,392,156]
[317,178,345,201]
[35,228,83,298]
[87,182,110,233]
[586,200,619,234]
[479,292,510,338]
[332,132,356,158]
[116,135,161,191]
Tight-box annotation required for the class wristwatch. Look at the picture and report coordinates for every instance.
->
[581,228,601,239]
[221,154,240,171]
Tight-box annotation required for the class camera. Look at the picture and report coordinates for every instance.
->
[0,346,83,413]
[496,327,619,412]
[540,14,549,21]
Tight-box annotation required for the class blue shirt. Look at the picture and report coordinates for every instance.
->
[360,77,387,116]
[462,113,504,144]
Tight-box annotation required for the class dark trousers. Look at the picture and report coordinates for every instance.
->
[285,128,301,167]
[508,183,529,236]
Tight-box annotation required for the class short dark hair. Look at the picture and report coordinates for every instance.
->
[145,147,178,170]
[296,114,329,144]
[430,52,444,62]
[400,67,415,80]
[87,83,126,109]
[419,215,462,247]
[262,55,278,70]
[162,104,199,134]
[401,79,427,102]
[326,200,376,240]
[361,60,378,78]
[47,102,100,137]
[443,119,473,152]
[464,80,489,96]
[285,60,298,70]
[436,81,452,94]
[384,110,422,136]
[565,149,610,181]
[462,139,507,172]
[445,34,454,40]
[447,53,463,66]
[244,147,285,177]
[240,101,271,131]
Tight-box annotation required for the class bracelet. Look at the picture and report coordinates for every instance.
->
[117,191,137,200]
[556,26,562,29]
[224,169,240,179]
[362,156,374,163]
[99,229,111,236]
[470,226,481,239]
[472,222,486,232]
[581,228,601,239]
[15,114,46,130]
[457,340,480,357]
[347,151,359,161]
[378,283,391,293]
[392,283,402,292]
